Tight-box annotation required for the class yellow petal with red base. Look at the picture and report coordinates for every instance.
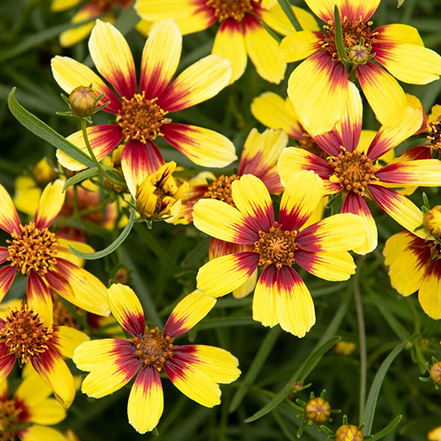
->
[243,15,285,84]
[164,290,216,338]
[27,398,66,425]
[253,269,278,328]
[303,0,341,22]
[27,272,53,327]
[31,349,75,408]
[19,425,66,441]
[197,252,260,298]
[232,174,275,233]
[375,43,441,85]
[162,123,236,168]
[341,0,380,21]
[297,213,366,252]
[56,237,94,268]
[159,55,232,112]
[172,345,240,384]
[280,31,321,63]
[89,20,136,98]
[51,56,121,114]
[357,62,407,127]
[279,170,324,231]
[34,180,65,229]
[16,367,53,405]
[0,266,16,303]
[164,357,221,407]
[0,344,15,384]
[376,160,441,186]
[419,260,441,319]
[140,19,182,99]
[251,92,304,140]
[288,51,349,136]
[374,24,424,46]
[107,284,146,337]
[193,199,258,244]
[0,184,21,234]
[213,19,247,84]
[384,231,430,297]
[55,326,90,358]
[128,367,164,434]
[59,3,99,47]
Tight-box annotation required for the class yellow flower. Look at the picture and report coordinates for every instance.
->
[73,284,240,434]
[429,426,441,441]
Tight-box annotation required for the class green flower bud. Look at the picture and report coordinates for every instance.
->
[69,86,97,117]
[305,397,331,423]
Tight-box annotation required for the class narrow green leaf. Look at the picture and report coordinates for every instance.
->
[333,5,351,68]
[260,19,281,43]
[245,336,340,423]
[68,209,135,260]
[63,168,99,190]
[7,88,94,168]
[370,415,403,441]
[276,0,302,32]
[272,411,298,441]
[229,327,281,413]
[195,317,257,331]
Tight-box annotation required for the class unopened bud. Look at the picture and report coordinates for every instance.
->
[430,362,441,384]
[115,268,130,284]
[335,425,364,441]
[69,86,97,117]
[348,45,370,64]
[32,159,57,186]
[334,341,356,356]
[305,397,331,423]
[423,206,441,237]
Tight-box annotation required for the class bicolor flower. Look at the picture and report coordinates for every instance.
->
[135,0,318,84]
[278,85,441,255]
[51,19,236,177]
[0,369,67,441]
[193,171,367,337]
[0,301,89,408]
[51,0,152,47]
[73,284,240,434]
[383,205,441,320]
[281,0,441,134]
[0,180,110,323]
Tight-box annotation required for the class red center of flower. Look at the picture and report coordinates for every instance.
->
[0,399,24,441]
[203,174,238,206]
[321,18,376,62]
[254,222,299,269]
[327,149,376,194]
[206,0,253,22]
[6,223,58,276]
[427,118,441,149]
[133,328,174,372]
[116,93,168,143]
[0,302,53,364]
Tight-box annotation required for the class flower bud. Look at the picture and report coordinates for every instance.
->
[115,268,130,284]
[348,45,370,64]
[334,341,356,356]
[305,397,331,423]
[32,159,57,186]
[423,206,441,237]
[430,362,441,384]
[335,425,364,441]
[69,86,97,117]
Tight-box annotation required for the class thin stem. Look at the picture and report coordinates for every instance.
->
[277,0,302,32]
[353,260,367,424]
[80,119,122,187]
[259,19,281,42]
[333,5,352,69]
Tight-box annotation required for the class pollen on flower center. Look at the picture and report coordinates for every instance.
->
[204,174,238,206]
[427,118,441,149]
[0,302,53,364]
[0,399,23,441]
[133,328,174,371]
[327,149,376,194]
[206,0,253,22]
[116,93,167,143]
[254,222,299,269]
[321,18,376,62]
[6,222,58,276]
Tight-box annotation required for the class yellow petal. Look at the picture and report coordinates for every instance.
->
[419,260,441,319]
[51,0,81,11]
[280,31,321,63]
[233,269,258,298]
[13,176,41,217]
[34,180,65,229]
[374,24,424,46]
[27,398,66,425]
[19,425,66,441]
[56,326,90,358]
[59,4,98,47]
[303,0,341,21]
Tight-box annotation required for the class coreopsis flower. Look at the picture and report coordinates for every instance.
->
[192,171,367,337]
[135,0,318,84]
[0,369,67,441]
[51,19,236,177]
[278,85,441,255]
[51,0,152,47]
[73,285,240,434]
[0,301,89,407]
[383,205,441,320]
[0,180,110,323]
[280,0,441,134]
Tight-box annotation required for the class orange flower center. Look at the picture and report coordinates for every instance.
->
[427,118,441,149]
[203,174,238,206]
[254,222,299,269]
[328,149,376,194]
[116,93,168,143]
[206,0,253,22]
[0,302,52,364]
[0,399,23,441]
[6,223,58,276]
[321,18,376,62]
[133,328,174,371]
[298,133,329,161]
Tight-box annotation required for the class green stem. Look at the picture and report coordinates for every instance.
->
[333,5,351,69]
[80,119,122,187]
[353,261,367,425]
[277,0,302,32]
[259,19,282,42]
